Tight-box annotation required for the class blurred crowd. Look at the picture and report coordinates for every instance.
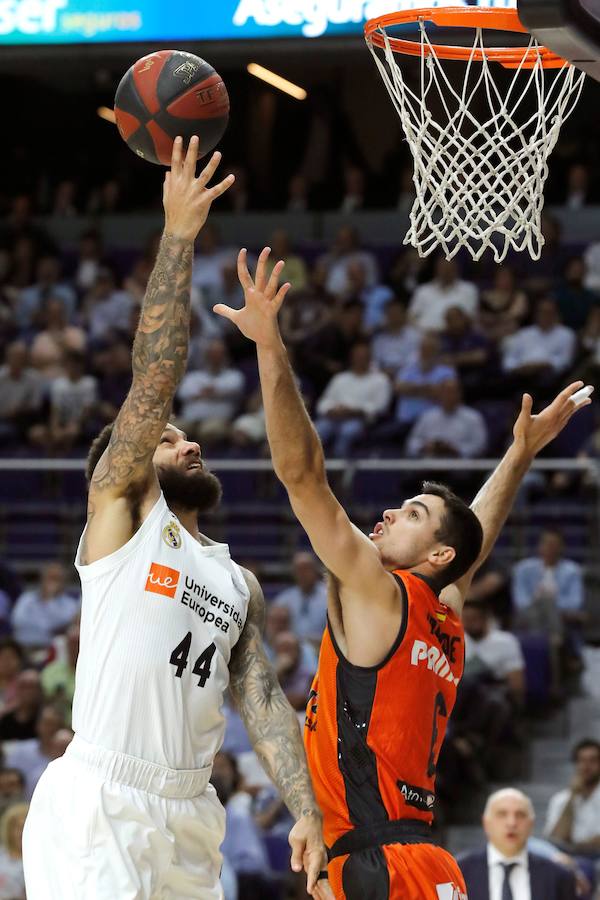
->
[0,528,596,898]
[2,201,600,473]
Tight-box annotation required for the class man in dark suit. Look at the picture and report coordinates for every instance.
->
[458,788,577,900]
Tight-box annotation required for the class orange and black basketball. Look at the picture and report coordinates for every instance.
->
[114,50,230,166]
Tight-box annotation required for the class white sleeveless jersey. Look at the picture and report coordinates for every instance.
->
[73,493,249,770]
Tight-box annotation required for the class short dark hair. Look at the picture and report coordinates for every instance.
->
[0,639,23,665]
[86,423,115,483]
[572,739,600,762]
[421,481,483,589]
[0,768,24,790]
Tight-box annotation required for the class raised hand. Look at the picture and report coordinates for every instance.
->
[213,247,291,346]
[163,136,234,241]
[513,381,593,459]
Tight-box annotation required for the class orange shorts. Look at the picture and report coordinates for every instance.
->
[328,842,468,900]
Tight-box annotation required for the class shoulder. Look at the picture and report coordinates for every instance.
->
[514,556,538,574]
[456,847,488,870]
[238,567,266,626]
[461,405,486,422]
[529,852,574,882]
[547,788,571,811]
[561,559,582,575]
[488,628,521,652]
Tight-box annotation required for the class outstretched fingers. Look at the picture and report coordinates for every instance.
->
[237,248,254,291]
[208,172,235,200]
[265,259,285,299]
[170,135,183,172]
[196,149,222,188]
[183,135,200,178]
[254,247,271,293]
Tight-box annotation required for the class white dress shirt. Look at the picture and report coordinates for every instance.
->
[545,782,600,844]
[177,367,244,422]
[488,844,530,900]
[316,370,391,422]
[406,404,488,458]
[465,628,525,679]
[408,279,478,331]
[502,325,576,374]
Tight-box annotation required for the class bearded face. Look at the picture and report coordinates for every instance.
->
[156,463,222,514]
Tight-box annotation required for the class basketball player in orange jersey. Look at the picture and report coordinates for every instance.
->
[23,142,332,900]
[214,247,593,900]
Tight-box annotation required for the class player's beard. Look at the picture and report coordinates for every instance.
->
[157,464,222,514]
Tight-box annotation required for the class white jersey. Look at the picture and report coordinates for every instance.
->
[73,492,249,770]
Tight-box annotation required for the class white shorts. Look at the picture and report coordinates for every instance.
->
[23,735,226,900]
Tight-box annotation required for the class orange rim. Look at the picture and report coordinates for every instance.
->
[364,7,568,69]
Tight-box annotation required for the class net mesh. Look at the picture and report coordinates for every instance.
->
[367,21,586,261]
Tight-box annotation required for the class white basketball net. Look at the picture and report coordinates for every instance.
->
[367,21,586,261]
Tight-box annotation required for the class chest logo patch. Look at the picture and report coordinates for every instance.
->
[146,563,180,599]
[162,520,182,550]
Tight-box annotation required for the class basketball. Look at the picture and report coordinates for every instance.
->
[114,50,230,166]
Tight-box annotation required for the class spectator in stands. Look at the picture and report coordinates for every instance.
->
[231,388,266,451]
[286,173,309,213]
[394,332,457,428]
[0,773,25,820]
[545,739,600,862]
[6,237,36,294]
[0,640,22,714]
[0,802,27,900]
[32,350,97,451]
[339,165,367,213]
[563,163,593,209]
[96,339,133,424]
[177,338,244,446]
[41,621,79,722]
[273,552,327,644]
[264,604,318,673]
[87,179,122,215]
[82,267,133,343]
[5,704,63,798]
[555,257,599,331]
[408,256,478,331]
[502,297,576,389]
[0,341,43,445]
[211,751,277,900]
[406,379,488,458]
[583,240,600,293]
[512,528,585,654]
[371,299,420,377]
[467,562,511,629]
[314,340,391,456]
[440,305,492,389]
[459,788,577,900]
[344,259,394,331]
[0,671,42,741]
[73,229,105,292]
[319,225,379,299]
[387,247,426,298]
[462,602,525,706]
[11,563,79,650]
[52,179,77,218]
[264,229,307,293]
[273,632,314,711]
[29,297,87,381]
[17,254,76,332]
[479,264,529,342]
[191,223,236,298]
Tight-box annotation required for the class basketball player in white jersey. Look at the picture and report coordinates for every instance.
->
[22,138,331,900]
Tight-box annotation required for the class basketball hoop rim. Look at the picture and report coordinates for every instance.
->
[364,7,568,69]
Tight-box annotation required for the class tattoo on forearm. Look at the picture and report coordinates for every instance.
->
[92,233,193,491]
[229,574,319,820]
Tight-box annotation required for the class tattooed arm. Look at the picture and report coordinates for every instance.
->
[230,569,328,897]
[83,138,234,563]
[440,382,592,614]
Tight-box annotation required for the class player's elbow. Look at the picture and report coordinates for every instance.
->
[277,453,326,491]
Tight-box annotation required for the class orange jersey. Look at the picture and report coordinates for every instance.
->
[304,571,464,850]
